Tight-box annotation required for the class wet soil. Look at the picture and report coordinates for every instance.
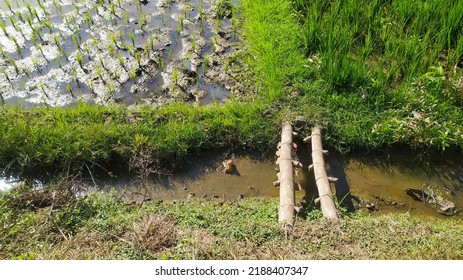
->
[0,0,252,107]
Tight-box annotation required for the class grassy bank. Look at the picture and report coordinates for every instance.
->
[2,191,463,259]
[0,101,279,173]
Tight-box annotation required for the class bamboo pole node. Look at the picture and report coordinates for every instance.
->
[303,136,312,143]
[278,122,296,228]
[310,126,339,221]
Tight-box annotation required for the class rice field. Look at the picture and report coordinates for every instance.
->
[0,0,241,107]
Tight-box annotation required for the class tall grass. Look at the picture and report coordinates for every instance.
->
[0,101,278,173]
[241,0,305,100]
[288,0,463,151]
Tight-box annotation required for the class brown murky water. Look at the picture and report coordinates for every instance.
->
[104,148,463,219]
[2,148,462,219]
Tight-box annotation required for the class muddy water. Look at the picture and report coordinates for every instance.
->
[2,150,463,219]
[326,151,463,219]
[0,0,243,107]
[105,154,281,202]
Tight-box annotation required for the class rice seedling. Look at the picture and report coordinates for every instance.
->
[42,19,53,33]
[135,52,142,67]
[130,32,135,47]
[72,33,81,49]
[25,14,33,29]
[116,53,125,68]
[8,15,18,31]
[36,44,47,61]
[17,11,24,22]
[2,69,11,84]
[32,57,40,71]
[11,36,22,57]
[95,66,105,84]
[37,0,48,16]
[168,49,173,60]
[172,68,178,84]
[4,0,13,12]
[66,83,73,96]
[130,67,137,83]
[108,42,116,56]
[56,56,62,68]
[149,35,155,51]
[192,34,197,53]
[32,26,43,41]
[76,52,84,69]
[85,11,93,29]
[0,20,8,37]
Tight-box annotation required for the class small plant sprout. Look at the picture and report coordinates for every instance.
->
[99,57,106,70]
[66,83,73,96]
[149,35,155,51]
[8,15,18,32]
[5,0,13,12]
[37,44,47,60]
[117,0,122,8]
[117,53,125,68]
[11,37,22,57]
[32,57,40,71]
[42,20,53,33]
[85,11,93,29]
[109,3,116,17]
[192,34,197,53]
[168,49,173,60]
[159,57,165,69]
[76,53,84,69]
[96,66,103,80]
[130,32,136,47]
[56,56,62,68]
[139,10,146,31]
[37,0,48,16]
[0,20,8,37]
[17,11,24,22]
[130,67,137,83]
[108,42,116,56]
[144,45,151,58]
[2,69,11,84]
[135,52,142,67]
[72,34,81,49]
[25,15,33,29]
[32,26,43,41]
[172,68,178,85]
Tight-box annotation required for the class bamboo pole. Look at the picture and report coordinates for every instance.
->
[307,126,339,221]
[277,122,295,229]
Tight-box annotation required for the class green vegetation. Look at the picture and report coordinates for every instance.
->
[0,101,277,173]
[2,190,463,259]
[242,0,463,152]
[2,0,463,260]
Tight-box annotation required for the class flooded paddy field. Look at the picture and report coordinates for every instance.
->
[0,0,246,107]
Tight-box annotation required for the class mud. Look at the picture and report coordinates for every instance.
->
[0,0,251,107]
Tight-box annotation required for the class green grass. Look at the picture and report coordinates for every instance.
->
[241,0,463,152]
[2,190,463,259]
[241,0,306,100]
[0,101,278,173]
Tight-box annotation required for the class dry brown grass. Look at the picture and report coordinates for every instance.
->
[127,214,178,253]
